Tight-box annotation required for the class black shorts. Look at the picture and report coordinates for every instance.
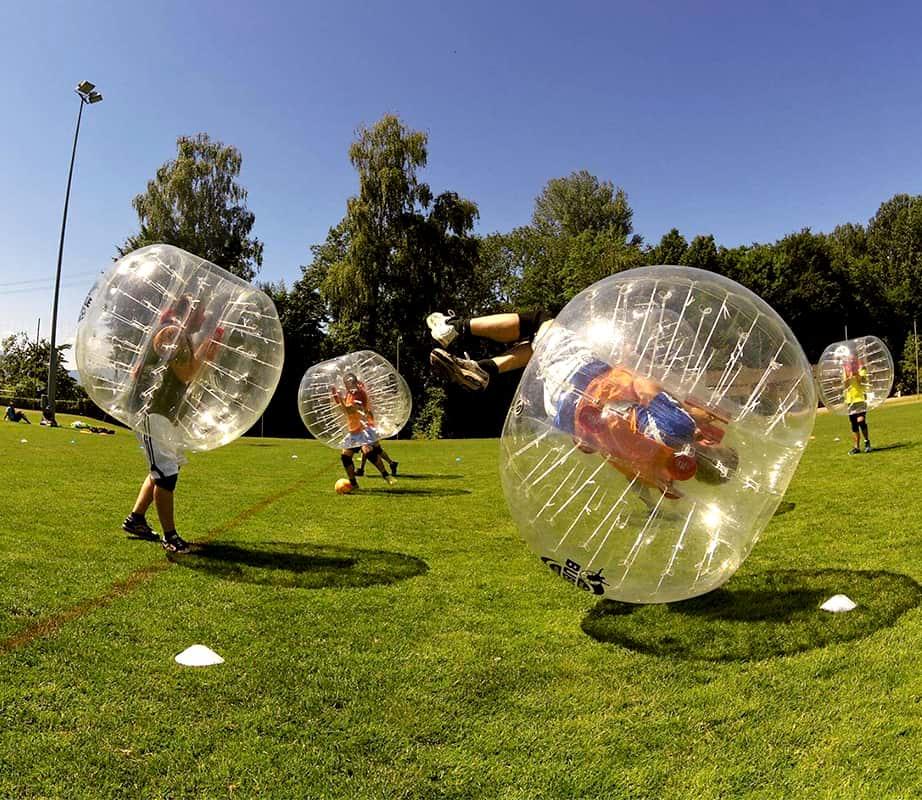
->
[519,309,554,344]
[848,412,866,431]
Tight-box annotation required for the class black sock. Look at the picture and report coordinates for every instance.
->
[478,359,500,378]
[130,511,146,522]
[163,529,177,538]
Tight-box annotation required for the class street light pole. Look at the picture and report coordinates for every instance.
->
[47,81,102,424]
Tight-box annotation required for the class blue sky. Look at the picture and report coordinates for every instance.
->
[2,0,921,360]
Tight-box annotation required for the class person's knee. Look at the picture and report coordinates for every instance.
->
[850,417,860,433]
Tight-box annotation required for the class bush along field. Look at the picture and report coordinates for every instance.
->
[1,404,922,799]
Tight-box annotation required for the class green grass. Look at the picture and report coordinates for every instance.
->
[2,405,922,798]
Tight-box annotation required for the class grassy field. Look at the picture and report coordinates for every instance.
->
[2,404,922,799]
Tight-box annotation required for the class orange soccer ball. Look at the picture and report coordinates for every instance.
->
[334,478,354,495]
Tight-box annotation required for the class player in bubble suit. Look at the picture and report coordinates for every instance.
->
[333,373,396,489]
[428,309,737,498]
[843,355,872,454]
[121,294,223,552]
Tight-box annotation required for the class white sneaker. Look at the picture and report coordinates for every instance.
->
[426,311,458,347]
[430,348,490,391]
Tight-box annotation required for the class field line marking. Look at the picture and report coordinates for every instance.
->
[0,475,311,655]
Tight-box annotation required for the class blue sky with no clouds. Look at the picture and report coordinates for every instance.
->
[1,0,921,356]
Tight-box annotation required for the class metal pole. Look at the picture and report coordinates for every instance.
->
[912,317,919,395]
[47,96,86,423]
[35,318,40,345]
[396,336,401,373]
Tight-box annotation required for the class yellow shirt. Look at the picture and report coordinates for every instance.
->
[843,367,868,405]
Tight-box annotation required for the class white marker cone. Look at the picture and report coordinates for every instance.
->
[175,644,225,667]
[820,594,857,613]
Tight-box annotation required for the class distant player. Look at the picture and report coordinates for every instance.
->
[4,403,30,424]
[333,372,395,488]
[843,356,872,454]
[121,294,223,552]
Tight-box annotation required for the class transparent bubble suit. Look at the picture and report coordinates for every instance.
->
[501,266,816,603]
[297,351,412,448]
[75,244,284,452]
[816,336,894,414]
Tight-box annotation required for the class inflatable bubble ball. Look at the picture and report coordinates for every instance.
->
[816,336,894,414]
[298,351,411,449]
[75,244,284,452]
[501,265,817,604]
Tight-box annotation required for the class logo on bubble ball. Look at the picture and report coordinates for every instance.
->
[512,397,526,417]
[541,556,608,595]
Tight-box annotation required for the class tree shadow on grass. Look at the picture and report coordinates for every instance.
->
[172,541,428,589]
[582,569,922,662]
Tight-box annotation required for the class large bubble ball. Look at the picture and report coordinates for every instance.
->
[816,336,893,415]
[75,244,284,452]
[298,351,411,449]
[501,265,817,604]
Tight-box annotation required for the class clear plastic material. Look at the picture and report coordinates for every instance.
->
[297,351,412,449]
[816,336,894,415]
[501,266,816,604]
[75,244,284,452]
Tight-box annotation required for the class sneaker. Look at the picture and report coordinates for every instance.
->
[430,348,490,391]
[161,530,190,553]
[122,515,158,541]
[384,475,397,486]
[864,443,872,453]
[848,447,860,455]
[426,311,459,347]
[354,467,365,477]
[350,477,359,489]
[390,461,399,477]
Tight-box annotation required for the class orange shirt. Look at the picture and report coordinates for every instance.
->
[342,386,375,434]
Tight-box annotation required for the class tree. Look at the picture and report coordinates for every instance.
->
[0,333,79,400]
[866,194,922,324]
[120,133,263,281]
[680,235,720,272]
[649,228,688,265]
[301,114,482,435]
[532,170,633,239]
[898,332,922,395]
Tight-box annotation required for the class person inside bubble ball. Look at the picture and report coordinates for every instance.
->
[332,372,395,488]
[427,308,737,498]
[843,355,872,454]
[121,294,223,552]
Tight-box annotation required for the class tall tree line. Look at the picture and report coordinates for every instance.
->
[9,117,916,431]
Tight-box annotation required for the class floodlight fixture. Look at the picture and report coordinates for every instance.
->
[76,80,95,94]
[88,91,103,104]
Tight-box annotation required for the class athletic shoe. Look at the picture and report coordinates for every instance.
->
[864,443,872,453]
[350,477,359,489]
[162,530,190,553]
[384,475,397,486]
[122,515,158,541]
[390,461,399,477]
[848,447,860,455]
[354,467,365,477]
[426,311,459,347]
[430,348,490,391]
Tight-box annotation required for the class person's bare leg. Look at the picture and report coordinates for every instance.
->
[492,341,535,373]
[153,486,175,532]
[469,314,522,344]
[154,486,176,533]
[131,476,155,516]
